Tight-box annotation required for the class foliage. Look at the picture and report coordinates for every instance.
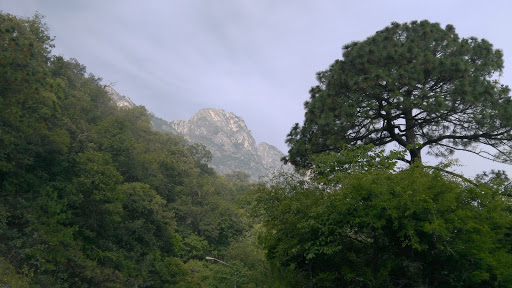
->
[285,20,512,168]
[253,146,512,287]
[0,258,30,288]
[0,11,266,287]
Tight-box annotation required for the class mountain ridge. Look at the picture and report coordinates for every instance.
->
[106,87,290,180]
[162,108,291,180]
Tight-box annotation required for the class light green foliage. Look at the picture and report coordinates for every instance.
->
[179,234,211,261]
[253,146,512,287]
[475,169,512,198]
[223,235,272,287]
[286,20,512,168]
[311,144,403,180]
[0,258,30,288]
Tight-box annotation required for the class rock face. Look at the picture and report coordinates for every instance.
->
[106,86,290,180]
[167,108,290,180]
[257,142,286,168]
[105,86,136,108]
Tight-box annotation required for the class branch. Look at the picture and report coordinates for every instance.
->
[478,138,512,163]
[434,142,512,165]
[397,157,411,165]
[422,129,512,147]
[384,118,409,148]
[423,165,478,186]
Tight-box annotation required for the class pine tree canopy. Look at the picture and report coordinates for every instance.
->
[285,20,512,168]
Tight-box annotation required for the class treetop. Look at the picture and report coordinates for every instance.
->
[286,20,512,169]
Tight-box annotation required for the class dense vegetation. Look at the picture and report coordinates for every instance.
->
[262,20,512,287]
[252,147,512,287]
[2,13,512,288]
[0,12,279,287]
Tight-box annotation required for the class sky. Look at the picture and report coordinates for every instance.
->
[2,0,512,177]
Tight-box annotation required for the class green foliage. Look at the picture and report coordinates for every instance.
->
[1,11,266,287]
[179,234,210,261]
[278,20,512,286]
[253,146,512,287]
[223,234,273,287]
[0,258,30,288]
[286,20,512,168]
[172,174,249,250]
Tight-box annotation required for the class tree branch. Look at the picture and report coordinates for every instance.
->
[422,129,512,147]
[423,165,478,186]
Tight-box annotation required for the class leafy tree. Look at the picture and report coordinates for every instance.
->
[0,12,61,183]
[179,234,211,262]
[92,116,137,176]
[253,146,512,287]
[224,171,251,183]
[71,151,124,240]
[285,20,512,168]
[172,175,248,250]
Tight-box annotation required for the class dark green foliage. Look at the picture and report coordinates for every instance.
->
[0,12,267,287]
[172,175,249,250]
[253,146,512,287]
[286,20,512,168]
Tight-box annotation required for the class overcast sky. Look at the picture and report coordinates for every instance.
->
[2,0,512,176]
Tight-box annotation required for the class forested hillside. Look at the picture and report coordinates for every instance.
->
[0,12,284,287]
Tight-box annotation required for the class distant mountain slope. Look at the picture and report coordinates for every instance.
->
[104,86,136,108]
[105,87,290,180]
[167,108,290,179]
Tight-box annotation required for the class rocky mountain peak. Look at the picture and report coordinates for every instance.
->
[189,108,250,135]
[104,86,136,108]
[172,108,259,156]
[167,108,290,180]
[106,87,290,180]
[257,142,286,166]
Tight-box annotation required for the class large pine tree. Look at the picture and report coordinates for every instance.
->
[285,20,512,168]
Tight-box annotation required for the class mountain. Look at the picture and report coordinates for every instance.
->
[104,86,136,108]
[105,87,290,180]
[166,108,290,179]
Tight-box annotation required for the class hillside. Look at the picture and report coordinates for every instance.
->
[105,87,290,180]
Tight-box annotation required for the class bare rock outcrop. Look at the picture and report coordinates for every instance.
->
[169,108,290,180]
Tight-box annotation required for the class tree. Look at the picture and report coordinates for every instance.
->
[285,20,512,168]
[253,146,512,287]
[0,12,57,177]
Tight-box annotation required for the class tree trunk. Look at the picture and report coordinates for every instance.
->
[405,108,422,164]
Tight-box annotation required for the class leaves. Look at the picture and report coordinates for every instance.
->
[286,20,512,168]
[253,147,512,287]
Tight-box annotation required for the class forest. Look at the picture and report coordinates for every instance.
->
[1,13,511,288]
